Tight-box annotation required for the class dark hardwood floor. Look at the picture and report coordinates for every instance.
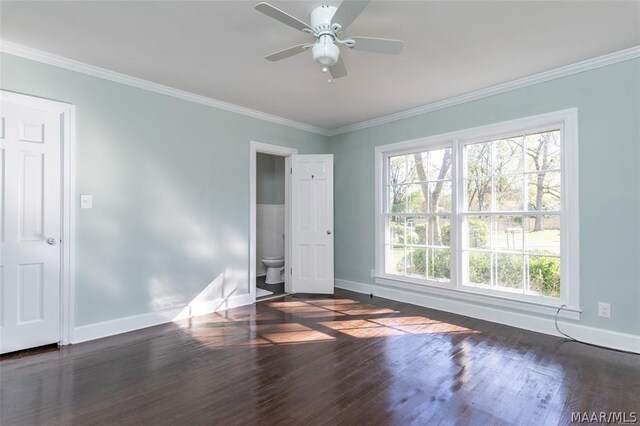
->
[257,275,285,297]
[1,289,638,425]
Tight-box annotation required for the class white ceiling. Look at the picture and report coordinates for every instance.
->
[1,1,639,130]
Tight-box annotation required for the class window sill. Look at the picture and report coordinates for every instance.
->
[374,274,581,320]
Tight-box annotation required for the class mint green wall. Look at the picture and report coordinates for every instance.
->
[256,153,285,205]
[0,53,328,326]
[328,59,640,336]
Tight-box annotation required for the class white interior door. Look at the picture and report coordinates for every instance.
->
[291,154,334,294]
[0,100,62,354]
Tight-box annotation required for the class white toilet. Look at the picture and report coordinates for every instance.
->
[262,256,285,284]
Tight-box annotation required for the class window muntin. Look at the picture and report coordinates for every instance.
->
[461,129,561,298]
[384,147,453,282]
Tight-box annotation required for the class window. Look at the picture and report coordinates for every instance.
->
[376,110,579,314]
[385,146,453,281]
[462,130,561,297]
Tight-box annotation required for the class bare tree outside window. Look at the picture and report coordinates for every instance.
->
[525,131,561,230]
[412,150,451,245]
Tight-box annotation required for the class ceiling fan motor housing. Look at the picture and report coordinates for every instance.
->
[310,5,340,66]
[310,5,337,32]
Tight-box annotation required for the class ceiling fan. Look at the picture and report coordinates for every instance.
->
[255,1,404,80]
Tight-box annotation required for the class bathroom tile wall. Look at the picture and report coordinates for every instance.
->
[256,204,285,276]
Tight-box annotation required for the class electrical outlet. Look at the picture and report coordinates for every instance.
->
[370,269,376,278]
[80,194,92,209]
[598,302,611,319]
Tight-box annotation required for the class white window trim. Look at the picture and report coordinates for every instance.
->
[374,109,580,319]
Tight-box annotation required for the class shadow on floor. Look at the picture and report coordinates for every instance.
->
[256,275,285,300]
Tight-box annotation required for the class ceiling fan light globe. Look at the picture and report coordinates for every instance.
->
[312,35,340,67]
[317,55,337,66]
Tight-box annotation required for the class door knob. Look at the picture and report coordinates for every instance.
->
[327,230,332,235]
[46,237,56,245]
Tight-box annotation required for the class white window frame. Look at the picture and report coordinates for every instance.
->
[374,109,580,319]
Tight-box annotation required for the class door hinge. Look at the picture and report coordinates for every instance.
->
[290,168,293,174]
[290,268,293,274]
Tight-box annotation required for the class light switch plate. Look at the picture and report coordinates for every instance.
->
[80,194,92,209]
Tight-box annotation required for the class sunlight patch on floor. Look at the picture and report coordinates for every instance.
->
[180,297,478,348]
[267,299,399,318]
[319,316,478,338]
[269,305,347,318]
[261,330,335,344]
[336,326,407,338]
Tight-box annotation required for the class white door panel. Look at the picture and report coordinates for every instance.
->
[0,101,61,354]
[291,155,334,294]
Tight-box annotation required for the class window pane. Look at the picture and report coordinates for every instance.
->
[427,216,450,247]
[407,152,426,183]
[406,216,427,246]
[527,171,561,211]
[428,148,453,181]
[466,251,491,285]
[496,254,523,290]
[407,184,427,213]
[430,181,452,213]
[466,178,492,211]
[495,175,523,211]
[524,215,560,255]
[389,216,405,244]
[406,247,427,278]
[494,137,524,175]
[527,255,560,298]
[525,130,561,172]
[428,248,450,280]
[389,155,405,184]
[495,216,524,252]
[386,246,405,275]
[463,216,490,249]
[389,185,408,213]
[466,142,491,177]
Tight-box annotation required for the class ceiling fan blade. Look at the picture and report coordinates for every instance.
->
[329,57,347,79]
[255,2,312,32]
[332,0,371,31]
[350,37,404,54]
[265,44,308,62]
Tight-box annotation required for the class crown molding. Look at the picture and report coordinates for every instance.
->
[0,40,331,136]
[1,40,638,138]
[326,45,640,136]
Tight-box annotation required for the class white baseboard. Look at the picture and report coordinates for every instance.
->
[336,279,640,354]
[72,293,254,344]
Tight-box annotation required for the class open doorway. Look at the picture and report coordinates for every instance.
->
[256,152,286,298]
[249,142,297,302]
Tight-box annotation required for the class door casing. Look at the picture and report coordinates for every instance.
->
[0,90,76,346]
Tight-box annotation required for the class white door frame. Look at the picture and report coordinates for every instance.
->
[249,141,297,301]
[0,90,76,345]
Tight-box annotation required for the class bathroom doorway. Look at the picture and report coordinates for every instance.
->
[249,142,297,301]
